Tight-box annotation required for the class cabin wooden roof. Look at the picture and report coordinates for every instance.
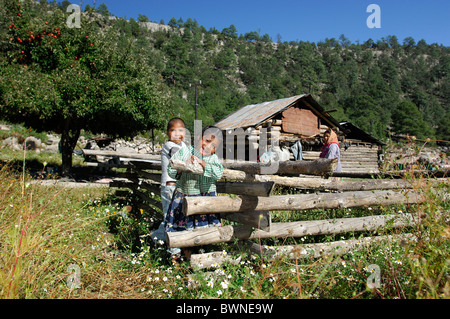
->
[339,121,385,146]
[215,94,342,131]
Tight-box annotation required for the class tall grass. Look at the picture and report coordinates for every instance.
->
[0,140,448,299]
[0,155,113,298]
[400,170,450,298]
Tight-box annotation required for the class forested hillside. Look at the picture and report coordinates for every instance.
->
[1,1,449,143]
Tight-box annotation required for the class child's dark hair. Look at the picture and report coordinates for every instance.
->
[167,117,185,131]
[201,125,223,144]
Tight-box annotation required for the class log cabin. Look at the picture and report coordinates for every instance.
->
[214,94,384,174]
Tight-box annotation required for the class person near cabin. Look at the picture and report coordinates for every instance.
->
[319,128,342,172]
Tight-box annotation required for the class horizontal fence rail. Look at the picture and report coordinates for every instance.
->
[182,190,423,216]
[166,214,418,248]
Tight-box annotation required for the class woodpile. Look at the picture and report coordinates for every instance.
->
[302,146,380,174]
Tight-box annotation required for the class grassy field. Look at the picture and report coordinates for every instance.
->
[0,146,449,299]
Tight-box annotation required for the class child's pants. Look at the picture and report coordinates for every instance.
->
[150,184,176,244]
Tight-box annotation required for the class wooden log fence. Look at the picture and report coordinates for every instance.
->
[222,158,338,175]
[182,189,423,216]
[81,149,447,267]
[82,149,160,161]
[243,175,433,191]
[166,213,418,248]
[222,210,271,231]
[190,234,416,269]
[244,234,416,262]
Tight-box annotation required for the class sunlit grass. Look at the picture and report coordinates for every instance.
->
[0,143,448,299]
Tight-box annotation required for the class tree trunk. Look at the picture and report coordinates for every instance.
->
[60,120,80,177]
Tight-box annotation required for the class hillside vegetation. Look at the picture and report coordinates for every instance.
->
[0,0,449,143]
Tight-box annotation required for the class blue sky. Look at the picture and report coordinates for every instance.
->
[79,0,450,46]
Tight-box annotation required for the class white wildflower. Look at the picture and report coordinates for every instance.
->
[221,280,229,289]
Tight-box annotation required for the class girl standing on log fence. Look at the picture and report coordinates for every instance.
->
[151,118,187,254]
[164,125,224,259]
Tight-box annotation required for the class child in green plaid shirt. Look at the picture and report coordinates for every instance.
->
[165,126,223,234]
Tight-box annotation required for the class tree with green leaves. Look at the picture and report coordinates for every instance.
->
[138,14,149,22]
[0,0,170,175]
[221,25,237,39]
[391,100,434,139]
[96,3,110,17]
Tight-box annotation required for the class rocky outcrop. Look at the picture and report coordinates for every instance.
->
[2,136,22,151]
[84,136,161,155]
[383,145,450,170]
[1,124,162,157]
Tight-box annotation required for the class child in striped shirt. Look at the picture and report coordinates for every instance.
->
[165,125,224,235]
